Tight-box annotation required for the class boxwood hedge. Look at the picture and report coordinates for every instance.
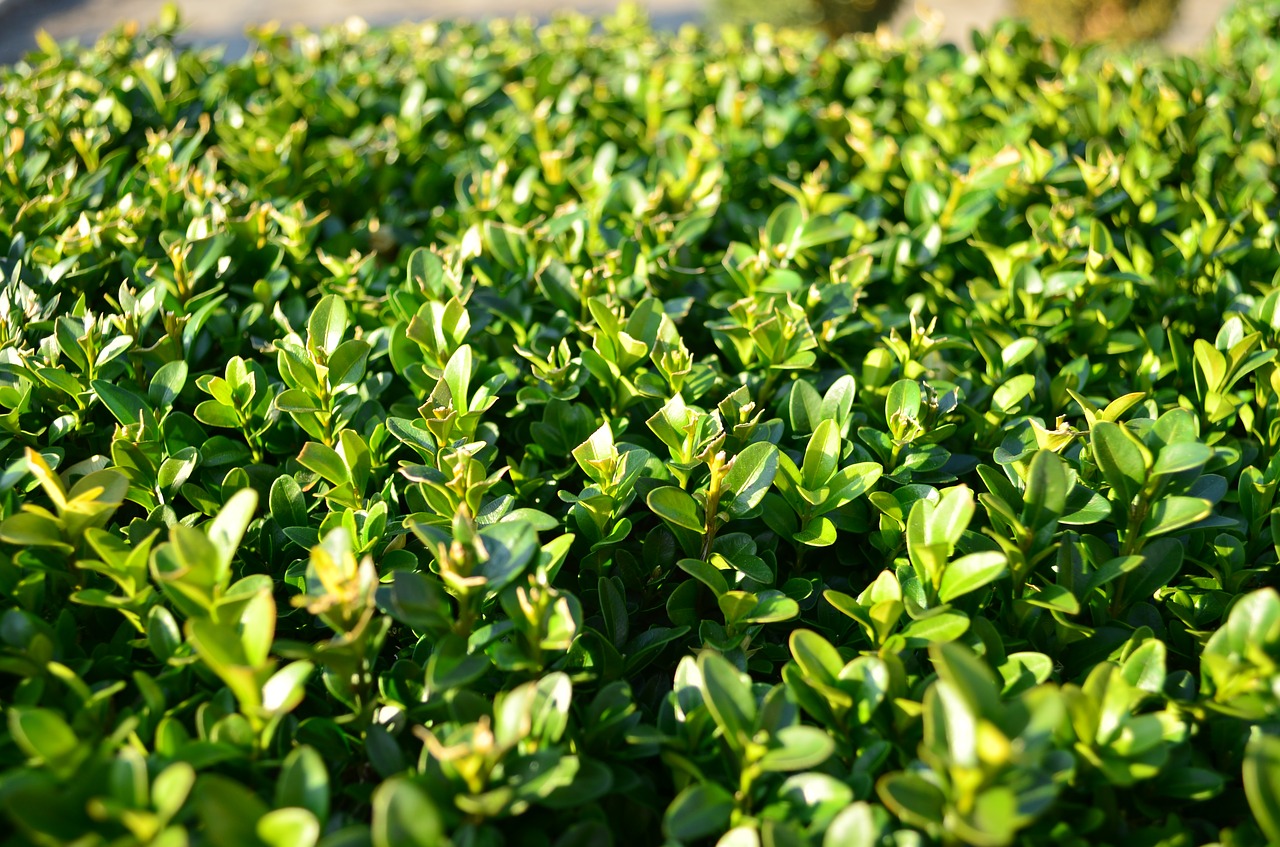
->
[3,3,1280,846]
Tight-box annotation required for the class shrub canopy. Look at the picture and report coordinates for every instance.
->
[3,3,1280,846]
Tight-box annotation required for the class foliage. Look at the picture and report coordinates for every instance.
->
[1,2,1280,845]
[1012,0,1182,43]
[712,0,901,37]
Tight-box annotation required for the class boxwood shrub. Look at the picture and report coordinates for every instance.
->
[2,2,1280,846]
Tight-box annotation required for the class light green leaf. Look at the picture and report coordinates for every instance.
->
[262,661,314,715]
[938,551,1007,602]
[801,419,842,490]
[307,294,348,357]
[1150,442,1212,477]
[297,443,350,487]
[1140,496,1212,537]
[257,808,320,847]
[150,360,189,409]
[992,373,1036,414]
[877,772,946,828]
[648,487,704,532]
[1022,449,1067,532]
[276,747,330,825]
[698,652,757,749]
[758,726,835,772]
[789,629,842,685]
[664,783,735,843]
[722,441,779,518]
[1091,421,1148,504]
[371,777,449,847]
[898,612,969,646]
[1245,730,1280,846]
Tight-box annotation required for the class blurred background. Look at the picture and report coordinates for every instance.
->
[0,0,1234,64]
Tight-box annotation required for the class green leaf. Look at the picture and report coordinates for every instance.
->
[931,641,1001,716]
[648,486,704,532]
[93,379,152,427]
[938,552,1007,602]
[476,521,538,593]
[885,379,921,423]
[257,808,320,847]
[208,488,259,569]
[1120,639,1166,694]
[1150,442,1212,477]
[262,661,314,715]
[743,591,799,624]
[153,762,196,821]
[371,777,449,847]
[186,618,260,712]
[195,775,269,847]
[8,707,80,766]
[801,419,842,490]
[789,629,843,685]
[1194,339,1227,390]
[275,389,320,413]
[442,345,473,408]
[877,772,946,828]
[1156,766,1225,801]
[1207,588,1280,661]
[998,652,1054,694]
[928,486,975,547]
[194,400,239,428]
[817,462,883,514]
[0,512,67,548]
[276,747,330,825]
[297,443,350,487]
[794,515,837,547]
[1245,730,1280,845]
[328,339,371,389]
[482,220,530,270]
[758,726,835,772]
[1091,421,1148,504]
[1084,554,1144,594]
[270,475,308,528]
[1140,496,1212,537]
[678,558,730,596]
[1117,538,1185,609]
[820,375,857,426]
[959,787,1019,846]
[599,575,629,647]
[1022,449,1067,532]
[824,803,884,847]
[663,783,735,842]
[150,360,189,409]
[722,441,779,518]
[572,421,616,486]
[788,379,822,433]
[307,294,349,357]
[992,373,1036,414]
[698,652,757,749]
[718,590,758,624]
[898,612,969,646]
[1019,583,1080,615]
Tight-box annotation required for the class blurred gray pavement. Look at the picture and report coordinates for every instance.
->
[0,0,1236,64]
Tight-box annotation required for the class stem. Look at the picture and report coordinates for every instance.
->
[699,520,719,562]
[454,591,478,640]
[756,369,781,410]
[1110,498,1150,616]
[736,761,760,816]
[700,455,727,560]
